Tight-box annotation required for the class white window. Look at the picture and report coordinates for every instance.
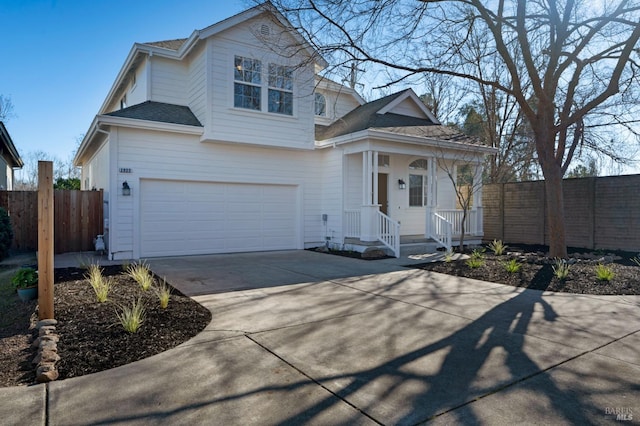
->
[378,154,390,168]
[314,92,326,116]
[409,159,428,207]
[234,56,262,110]
[268,64,293,115]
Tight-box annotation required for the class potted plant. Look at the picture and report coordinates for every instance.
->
[12,267,38,301]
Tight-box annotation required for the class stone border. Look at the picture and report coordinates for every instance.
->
[31,319,60,383]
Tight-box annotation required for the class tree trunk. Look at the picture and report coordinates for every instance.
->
[458,210,466,252]
[541,164,568,258]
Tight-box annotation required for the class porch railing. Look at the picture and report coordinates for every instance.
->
[436,209,478,236]
[344,209,361,237]
[430,213,452,252]
[377,211,400,258]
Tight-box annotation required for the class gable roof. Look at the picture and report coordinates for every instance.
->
[144,38,188,51]
[316,89,439,141]
[105,101,202,127]
[0,122,24,168]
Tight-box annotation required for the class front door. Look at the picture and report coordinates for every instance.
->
[378,173,389,215]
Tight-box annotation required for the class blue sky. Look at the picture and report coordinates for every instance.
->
[0,0,247,166]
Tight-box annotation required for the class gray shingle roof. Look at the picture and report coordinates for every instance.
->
[315,89,480,146]
[144,38,188,51]
[106,101,202,127]
[315,89,437,141]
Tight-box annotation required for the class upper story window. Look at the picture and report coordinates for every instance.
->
[120,94,127,110]
[314,93,326,116]
[234,56,262,111]
[268,64,293,115]
[233,56,294,115]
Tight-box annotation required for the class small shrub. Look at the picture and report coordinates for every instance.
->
[116,298,146,333]
[488,239,508,256]
[126,261,154,291]
[552,259,570,280]
[155,278,171,309]
[470,248,486,260]
[594,264,615,282]
[443,250,454,263]
[502,259,521,273]
[85,264,111,302]
[0,207,13,261]
[631,256,640,267]
[11,267,38,289]
[466,256,484,268]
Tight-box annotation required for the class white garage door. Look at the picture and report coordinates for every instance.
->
[140,180,299,257]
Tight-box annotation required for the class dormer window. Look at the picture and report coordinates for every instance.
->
[234,56,262,111]
[268,64,293,115]
[314,93,326,116]
[120,95,127,110]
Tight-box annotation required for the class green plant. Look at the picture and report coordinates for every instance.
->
[85,264,111,303]
[126,261,154,291]
[470,248,486,260]
[488,239,508,256]
[11,267,38,289]
[443,249,454,263]
[155,278,171,309]
[502,259,521,273]
[0,207,13,262]
[594,264,615,282]
[116,298,146,333]
[465,256,484,268]
[632,256,640,267]
[552,259,570,280]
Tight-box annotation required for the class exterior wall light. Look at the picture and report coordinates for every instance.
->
[122,181,131,196]
[398,179,406,190]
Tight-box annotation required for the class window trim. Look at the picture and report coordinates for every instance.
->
[234,56,262,111]
[408,159,429,207]
[314,92,326,116]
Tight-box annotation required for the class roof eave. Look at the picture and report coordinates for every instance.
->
[316,129,497,154]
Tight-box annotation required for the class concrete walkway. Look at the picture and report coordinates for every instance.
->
[1,250,639,425]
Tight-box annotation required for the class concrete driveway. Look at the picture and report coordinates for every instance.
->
[3,250,639,425]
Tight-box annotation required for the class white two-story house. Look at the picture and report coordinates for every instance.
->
[74,2,494,260]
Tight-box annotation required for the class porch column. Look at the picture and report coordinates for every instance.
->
[425,157,437,238]
[474,164,484,236]
[361,150,379,241]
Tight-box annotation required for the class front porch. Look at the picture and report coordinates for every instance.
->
[344,209,484,257]
[341,150,485,257]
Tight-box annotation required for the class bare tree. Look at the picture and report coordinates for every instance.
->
[0,95,15,122]
[268,0,640,257]
[435,151,485,251]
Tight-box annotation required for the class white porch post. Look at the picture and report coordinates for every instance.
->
[474,164,484,236]
[361,150,379,241]
[425,157,437,238]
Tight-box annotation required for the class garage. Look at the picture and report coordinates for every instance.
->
[140,179,299,257]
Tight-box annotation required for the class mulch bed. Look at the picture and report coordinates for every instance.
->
[0,265,211,387]
[414,246,640,295]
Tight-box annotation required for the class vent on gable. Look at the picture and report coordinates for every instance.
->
[260,24,270,36]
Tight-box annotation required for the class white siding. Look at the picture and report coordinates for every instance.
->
[150,56,188,105]
[319,149,344,244]
[315,88,362,125]
[204,17,316,150]
[127,60,149,107]
[187,44,207,126]
[110,127,325,259]
[388,98,426,118]
[83,140,110,196]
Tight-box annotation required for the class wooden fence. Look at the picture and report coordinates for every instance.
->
[0,190,104,254]
[483,174,640,252]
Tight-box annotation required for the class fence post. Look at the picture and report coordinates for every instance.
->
[38,161,54,320]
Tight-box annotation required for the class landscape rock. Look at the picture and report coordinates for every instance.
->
[362,248,387,259]
[37,319,58,329]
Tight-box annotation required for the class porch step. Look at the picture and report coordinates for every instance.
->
[343,237,442,257]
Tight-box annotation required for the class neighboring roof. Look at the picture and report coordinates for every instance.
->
[105,101,203,127]
[316,89,438,141]
[144,38,188,51]
[0,122,24,168]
